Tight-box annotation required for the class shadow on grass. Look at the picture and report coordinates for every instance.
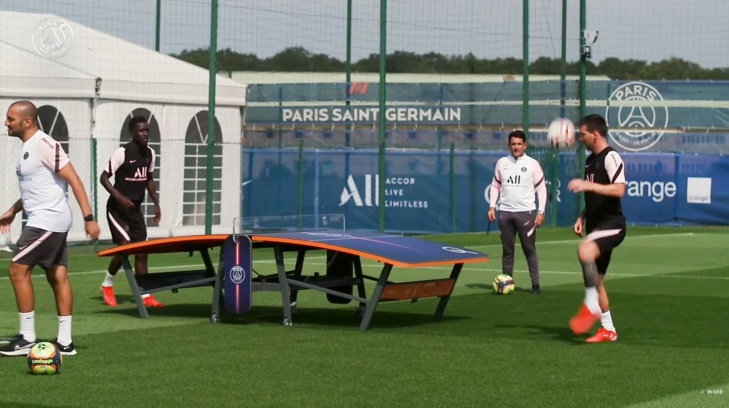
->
[466,283,537,296]
[88,267,729,348]
[490,322,584,345]
[91,301,471,331]
[0,403,73,408]
[518,324,585,344]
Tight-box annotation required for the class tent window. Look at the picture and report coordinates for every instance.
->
[183,111,223,226]
[37,105,69,154]
[119,109,161,227]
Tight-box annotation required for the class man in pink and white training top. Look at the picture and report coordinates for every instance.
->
[0,100,100,357]
[488,130,547,294]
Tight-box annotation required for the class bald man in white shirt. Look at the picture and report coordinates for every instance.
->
[0,100,100,357]
[488,130,547,294]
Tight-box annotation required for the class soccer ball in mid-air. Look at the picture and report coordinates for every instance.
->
[493,274,516,295]
[547,118,576,148]
[27,342,62,375]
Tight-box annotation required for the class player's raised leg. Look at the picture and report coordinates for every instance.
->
[570,238,602,334]
[585,248,619,342]
[586,272,618,342]
[572,228,624,339]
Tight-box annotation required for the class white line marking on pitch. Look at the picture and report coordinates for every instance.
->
[2,232,722,281]
[0,231,696,260]
[4,262,729,284]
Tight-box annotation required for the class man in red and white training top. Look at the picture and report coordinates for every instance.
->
[488,130,547,294]
[0,100,100,357]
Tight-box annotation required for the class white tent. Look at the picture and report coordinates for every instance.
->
[0,11,248,243]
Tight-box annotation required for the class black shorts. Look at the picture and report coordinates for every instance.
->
[585,224,626,275]
[12,227,68,268]
[107,205,147,244]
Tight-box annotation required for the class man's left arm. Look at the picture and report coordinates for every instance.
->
[147,150,161,223]
[57,163,100,240]
[533,160,547,226]
[40,138,100,240]
[146,177,161,224]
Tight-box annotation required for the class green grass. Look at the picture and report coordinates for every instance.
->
[0,227,728,408]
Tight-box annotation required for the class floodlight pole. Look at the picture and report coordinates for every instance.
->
[155,0,161,52]
[522,0,530,139]
[549,0,568,228]
[577,0,587,216]
[345,0,353,229]
[560,0,567,119]
[205,0,219,235]
[377,0,387,232]
[346,0,353,148]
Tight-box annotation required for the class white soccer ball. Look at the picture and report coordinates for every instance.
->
[547,118,576,148]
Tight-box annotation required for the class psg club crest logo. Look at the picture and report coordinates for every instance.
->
[32,17,74,59]
[605,81,669,152]
[229,265,245,285]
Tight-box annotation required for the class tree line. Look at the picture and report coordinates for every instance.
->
[171,46,729,80]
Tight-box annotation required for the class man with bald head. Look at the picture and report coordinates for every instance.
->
[0,100,100,356]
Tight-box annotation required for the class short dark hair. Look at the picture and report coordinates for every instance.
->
[508,130,526,143]
[578,114,608,138]
[128,116,148,132]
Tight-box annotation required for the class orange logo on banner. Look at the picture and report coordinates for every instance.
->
[348,83,370,95]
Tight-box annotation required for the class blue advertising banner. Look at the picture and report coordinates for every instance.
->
[242,149,727,233]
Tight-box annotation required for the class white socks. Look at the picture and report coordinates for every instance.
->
[600,311,615,332]
[57,315,73,346]
[19,312,73,346]
[585,288,617,332]
[584,287,601,314]
[101,272,116,287]
[20,311,36,342]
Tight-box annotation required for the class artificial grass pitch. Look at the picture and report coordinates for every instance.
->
[0,227,726,407]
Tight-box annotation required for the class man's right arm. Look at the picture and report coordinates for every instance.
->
[489,159,502,207]
[8,200,22,216]
[101,148,134,208]
[0,200,22,224]
[101,171,134,209]
[100,171,117,197]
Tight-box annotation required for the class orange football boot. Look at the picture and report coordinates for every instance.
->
[100,286,117,307]
[143,295,166,308]
[569,303,600,334]
[586,328,618,343]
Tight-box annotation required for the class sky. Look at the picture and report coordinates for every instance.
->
[2,0,727,68]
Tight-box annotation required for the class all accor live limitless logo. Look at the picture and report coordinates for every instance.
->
[339,175,428,209]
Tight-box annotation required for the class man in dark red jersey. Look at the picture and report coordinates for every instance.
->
[99,116,164,308]
[567,114,626,343]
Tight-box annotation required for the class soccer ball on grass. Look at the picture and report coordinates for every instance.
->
[492,274,516,295]
[27,342,62,375]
